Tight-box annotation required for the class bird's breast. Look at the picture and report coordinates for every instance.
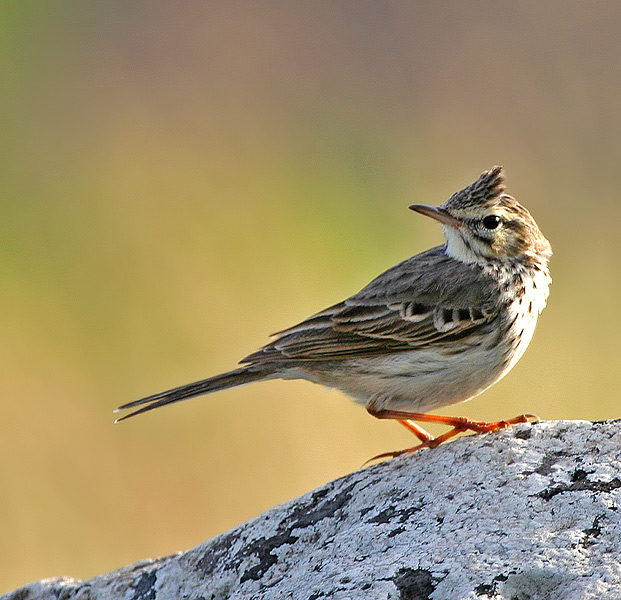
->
[493,264,551,376]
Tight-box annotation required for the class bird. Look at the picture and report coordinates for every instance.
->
[115,166,552,457]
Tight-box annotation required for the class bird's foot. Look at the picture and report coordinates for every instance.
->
[365,410,539,464]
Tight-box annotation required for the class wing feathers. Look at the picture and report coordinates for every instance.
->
[240,247,500,364]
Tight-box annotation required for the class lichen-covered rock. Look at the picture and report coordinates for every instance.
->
[5,420,621,600]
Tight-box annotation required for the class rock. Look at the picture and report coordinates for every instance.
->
[4,420,621,600]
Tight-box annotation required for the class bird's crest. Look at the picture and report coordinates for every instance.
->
[443,166,506,211]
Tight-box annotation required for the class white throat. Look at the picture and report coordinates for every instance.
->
[442,225,484,264]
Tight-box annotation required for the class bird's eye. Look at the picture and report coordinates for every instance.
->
[482,215,501,230]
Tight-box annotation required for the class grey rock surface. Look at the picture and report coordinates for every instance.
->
[4,420,621,600]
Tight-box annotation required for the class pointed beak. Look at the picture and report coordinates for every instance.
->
[409,204,463,228]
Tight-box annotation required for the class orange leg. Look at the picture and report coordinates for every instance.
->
[397,419,434,443]
[367,408,539,461]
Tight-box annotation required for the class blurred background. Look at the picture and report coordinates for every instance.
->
[2,0,621,592]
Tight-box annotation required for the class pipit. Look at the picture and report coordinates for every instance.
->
[116,166,552,457]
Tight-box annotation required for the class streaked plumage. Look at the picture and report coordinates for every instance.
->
[116,166,551,453]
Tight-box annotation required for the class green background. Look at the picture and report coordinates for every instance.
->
[2,1,620,592]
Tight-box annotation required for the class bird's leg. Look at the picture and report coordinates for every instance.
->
[366,408,538,462]
[397,419,435,443]
[377,410,539,433]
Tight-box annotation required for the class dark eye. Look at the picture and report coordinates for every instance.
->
[482,215,501,230]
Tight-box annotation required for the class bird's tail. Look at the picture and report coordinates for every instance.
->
[114,367,271,422]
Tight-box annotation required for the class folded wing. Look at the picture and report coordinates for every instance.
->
[241,247,500,364]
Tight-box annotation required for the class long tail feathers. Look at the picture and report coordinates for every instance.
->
[114,367,269,422]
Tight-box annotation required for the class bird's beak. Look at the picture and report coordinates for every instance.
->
[409,205,463,228]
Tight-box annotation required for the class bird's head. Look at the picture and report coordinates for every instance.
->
[410,166,552,265]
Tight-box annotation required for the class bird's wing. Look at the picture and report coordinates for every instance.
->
[241,247,502,363]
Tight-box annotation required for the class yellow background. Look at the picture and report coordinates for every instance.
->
[2,2,621,592]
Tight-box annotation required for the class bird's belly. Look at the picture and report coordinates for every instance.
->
[342,345,512,412]
[293,310,539,414]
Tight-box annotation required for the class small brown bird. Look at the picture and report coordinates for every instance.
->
[116,167,551,456]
